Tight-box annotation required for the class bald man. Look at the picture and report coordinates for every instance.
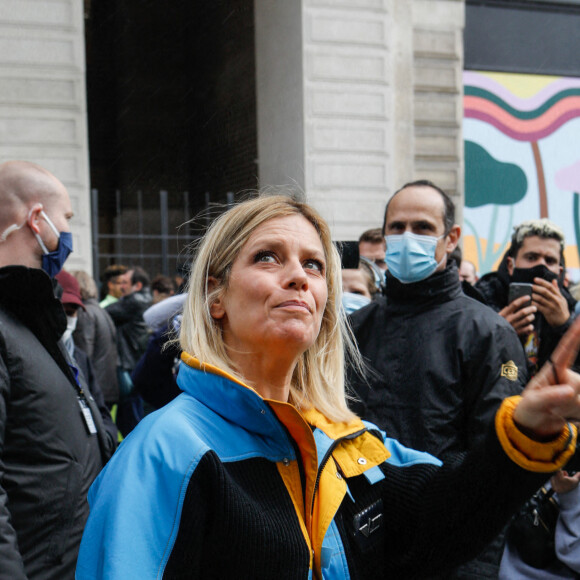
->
[0,161,115,579]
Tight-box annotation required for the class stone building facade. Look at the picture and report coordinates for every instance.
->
[0,0,92,271]
[0,0,465,271]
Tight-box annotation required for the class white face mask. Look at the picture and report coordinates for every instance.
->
[61,315,78,344]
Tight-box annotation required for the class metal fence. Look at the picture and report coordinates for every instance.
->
[91,189,235,283]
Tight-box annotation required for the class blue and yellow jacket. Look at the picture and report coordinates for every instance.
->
[76,354,577,579]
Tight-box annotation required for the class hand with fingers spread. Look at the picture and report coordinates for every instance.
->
[514,316,580,439]
[499,295,537,336]
[532,277,570,328]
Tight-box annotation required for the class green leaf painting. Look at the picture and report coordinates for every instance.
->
[465,141,527,208]
[464,141,528,273]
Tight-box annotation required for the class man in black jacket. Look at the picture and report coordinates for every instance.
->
[349,180,527,578]
[106,266,152,434]
[0,160,116,580]
[476,219,578,376]
[106,266,152,377]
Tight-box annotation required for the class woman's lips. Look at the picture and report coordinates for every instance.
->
[276,300,311,313]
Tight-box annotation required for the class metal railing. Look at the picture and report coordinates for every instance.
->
[91,188,204,283]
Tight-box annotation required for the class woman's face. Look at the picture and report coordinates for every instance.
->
[211,214,328,360]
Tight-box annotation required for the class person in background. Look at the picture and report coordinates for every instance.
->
[77,193,580,579]
[476,219,578,375]
[499,469,580,579]
[134,281,186,412]
[459,259,478,285]
[99,264,129,308]
[341,259,378,314]
[0,160,115,579]
[151,274,176,304]
[106,265,153,378]
[106,265,152,434]
[349,180,528,578]
[358,227,387,271]
[71,269,120,408]
[55,270,117,445]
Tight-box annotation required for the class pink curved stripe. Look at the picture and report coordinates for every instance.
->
[464,71,580,111]
[466,109,580,141]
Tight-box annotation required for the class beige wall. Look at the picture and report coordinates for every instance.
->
[0,0,92,271]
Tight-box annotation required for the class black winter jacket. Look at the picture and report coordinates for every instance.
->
[106,289,152,372]
[349,263,527,459]
[475,268,579,373]
[0,266,115,580]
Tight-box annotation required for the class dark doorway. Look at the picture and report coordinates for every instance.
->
[84,0,258,280]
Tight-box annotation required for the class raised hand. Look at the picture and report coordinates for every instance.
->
[499,295,537,336]
[532,278,570,328]
[514,316,580,438]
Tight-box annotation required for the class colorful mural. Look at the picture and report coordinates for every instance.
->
[463,71,580,280]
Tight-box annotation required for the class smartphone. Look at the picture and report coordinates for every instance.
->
[508,282,533,304]
[335,241,360,270]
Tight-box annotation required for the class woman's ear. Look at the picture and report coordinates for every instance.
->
[207,276,225,320]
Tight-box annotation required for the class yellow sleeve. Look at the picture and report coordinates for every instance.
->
[495,396,577,473]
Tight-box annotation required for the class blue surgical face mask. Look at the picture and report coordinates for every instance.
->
[342,292,371,315]
[385,231,445,284]
[33,211,73,278]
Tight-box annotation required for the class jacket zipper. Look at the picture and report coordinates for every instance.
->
[310,428,368,515]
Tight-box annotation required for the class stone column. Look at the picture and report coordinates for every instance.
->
[255,0,465,240]
[0,0,92,271]
[411,0,465,222]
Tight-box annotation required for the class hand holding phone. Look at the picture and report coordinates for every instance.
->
[501,283,536,336]
[508,282,533,305]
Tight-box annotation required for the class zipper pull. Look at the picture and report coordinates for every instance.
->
[533,508,539,527]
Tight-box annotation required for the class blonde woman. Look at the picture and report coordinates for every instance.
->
[77,195,580,579]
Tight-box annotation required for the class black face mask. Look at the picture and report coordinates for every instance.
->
[511,264,559,285]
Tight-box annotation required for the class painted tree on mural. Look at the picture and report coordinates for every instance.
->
[464,83,580,219]
[464,141,527,273]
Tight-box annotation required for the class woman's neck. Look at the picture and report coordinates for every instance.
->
[228,350,298,402]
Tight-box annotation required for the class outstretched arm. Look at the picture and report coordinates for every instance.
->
[513,315,580,439]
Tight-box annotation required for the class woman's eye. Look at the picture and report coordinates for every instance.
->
[254,251,277,263]
[304,259,324,272]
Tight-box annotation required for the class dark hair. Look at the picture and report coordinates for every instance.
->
[100,264,128,300]
[151,274,176,295]
[507,219,565,266]
[101,264,128,284]
[382,179,455,235]
[358,228,385,246]
[448,245,462,269]
[130,266,150,289]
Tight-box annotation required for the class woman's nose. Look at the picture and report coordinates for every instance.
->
[285,260,308,289]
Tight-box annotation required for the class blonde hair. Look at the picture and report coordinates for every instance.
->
[180,194,358,422]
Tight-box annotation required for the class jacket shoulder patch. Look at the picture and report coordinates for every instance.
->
[501,360,518,381]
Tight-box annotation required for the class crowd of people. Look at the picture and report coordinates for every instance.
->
[2,161,580,579]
